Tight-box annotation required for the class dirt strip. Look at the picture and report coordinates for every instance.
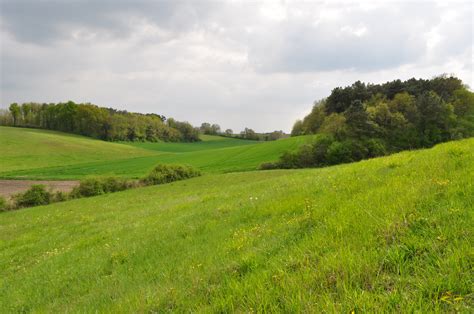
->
[0,180,79,199]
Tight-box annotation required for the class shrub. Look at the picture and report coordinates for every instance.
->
[0,196,8,211]
[326,141,353,165]
[346,139,369,161]
[265,133,390,171]
[365,138,387,158]
[141,164,201,186]
[277,151,299,169]
[295,144,318,168]
[102,177,131,193]
[71,177,132,198]
[53,191,68,202]
[14,185,52,208]
[71,178,105,198]
[259,162,279,170]
[310,134,336,166]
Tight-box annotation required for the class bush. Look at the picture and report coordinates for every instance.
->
[276,151,299,169]
[365,138,387,158]
[326,141,353,165]
[310,134,336,166]
[53,191,68,202]
[70,178,105,198]
[265,134,388,171]
[102,177,132,193]
[141,164,201,186]
[0,196,8,211]
[259,162,279,170]
[71,177,132,198]
[14,185,52,208]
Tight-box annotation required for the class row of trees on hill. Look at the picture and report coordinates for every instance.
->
[199,122,287,141]
[263,75,474,169]
[0,101,200,142]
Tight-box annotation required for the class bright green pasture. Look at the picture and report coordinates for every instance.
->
[1,139,472,312]
[0,126,155,172]
[0,130,311,179]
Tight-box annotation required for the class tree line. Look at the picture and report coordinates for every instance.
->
[0,101,200,142]
[262,75,474,169]
[199,122,287,141]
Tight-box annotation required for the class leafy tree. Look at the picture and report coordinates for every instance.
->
[211,124,221,135]
[9,103,20,126]
[267,130,285,141]
[291,120,304,136]
[326,141,353,164]
[450,89,474,137]
[319,113,347,139]
[145,125,157,141]
[416,91,455,146]
[389,92,419,124]
[344,100,377,138]
[0,109,13,125]
[301,101,326,134]
[200,122,221,135]
[367,102,410,149]
[240,128,259,140]
[451,88,474,117]
[428,74,463,101]
[200,122,212,134]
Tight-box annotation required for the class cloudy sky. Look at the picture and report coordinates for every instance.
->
[0,0,472,132]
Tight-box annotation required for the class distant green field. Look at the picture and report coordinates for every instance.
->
[0,126,155,172]
[0,127,311,179]
[123,134,257,152]
[1,138,472,312]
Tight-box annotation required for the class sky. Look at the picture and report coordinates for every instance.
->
[0,0,472,133]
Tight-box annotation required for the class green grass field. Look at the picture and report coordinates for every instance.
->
[0,126,156,173]
[1,138,472,312]
[0,127,311,179]
[123,134,258,152]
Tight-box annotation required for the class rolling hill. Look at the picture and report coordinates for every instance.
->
[0,126,156,173]
[1,138,472,312]
[0,127,311,179]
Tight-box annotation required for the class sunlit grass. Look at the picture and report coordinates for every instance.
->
[1,138,472,311]
[0,126,155,172]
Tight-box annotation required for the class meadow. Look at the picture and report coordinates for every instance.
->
[0,126,155,173]
[123,134,258,152]
[0,127,311,179]
[0,137,472,312]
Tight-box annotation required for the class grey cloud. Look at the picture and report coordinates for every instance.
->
[248,2,446,72]
[0,0,220,44]
[0,0,472,132]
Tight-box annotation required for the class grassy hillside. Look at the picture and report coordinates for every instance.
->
[0,128,311,179]
[1,138,472,312]
[0,126,156,172]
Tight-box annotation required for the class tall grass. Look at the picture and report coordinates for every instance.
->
[0,138,472,312]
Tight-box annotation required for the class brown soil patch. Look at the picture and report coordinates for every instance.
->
[0,180,79,199]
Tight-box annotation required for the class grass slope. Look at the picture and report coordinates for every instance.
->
[0,130,311,179]
[0,126,156,173]
[1,138,472,312]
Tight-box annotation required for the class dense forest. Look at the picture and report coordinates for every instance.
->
[262,75,474,169]
[0,101,200,142]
